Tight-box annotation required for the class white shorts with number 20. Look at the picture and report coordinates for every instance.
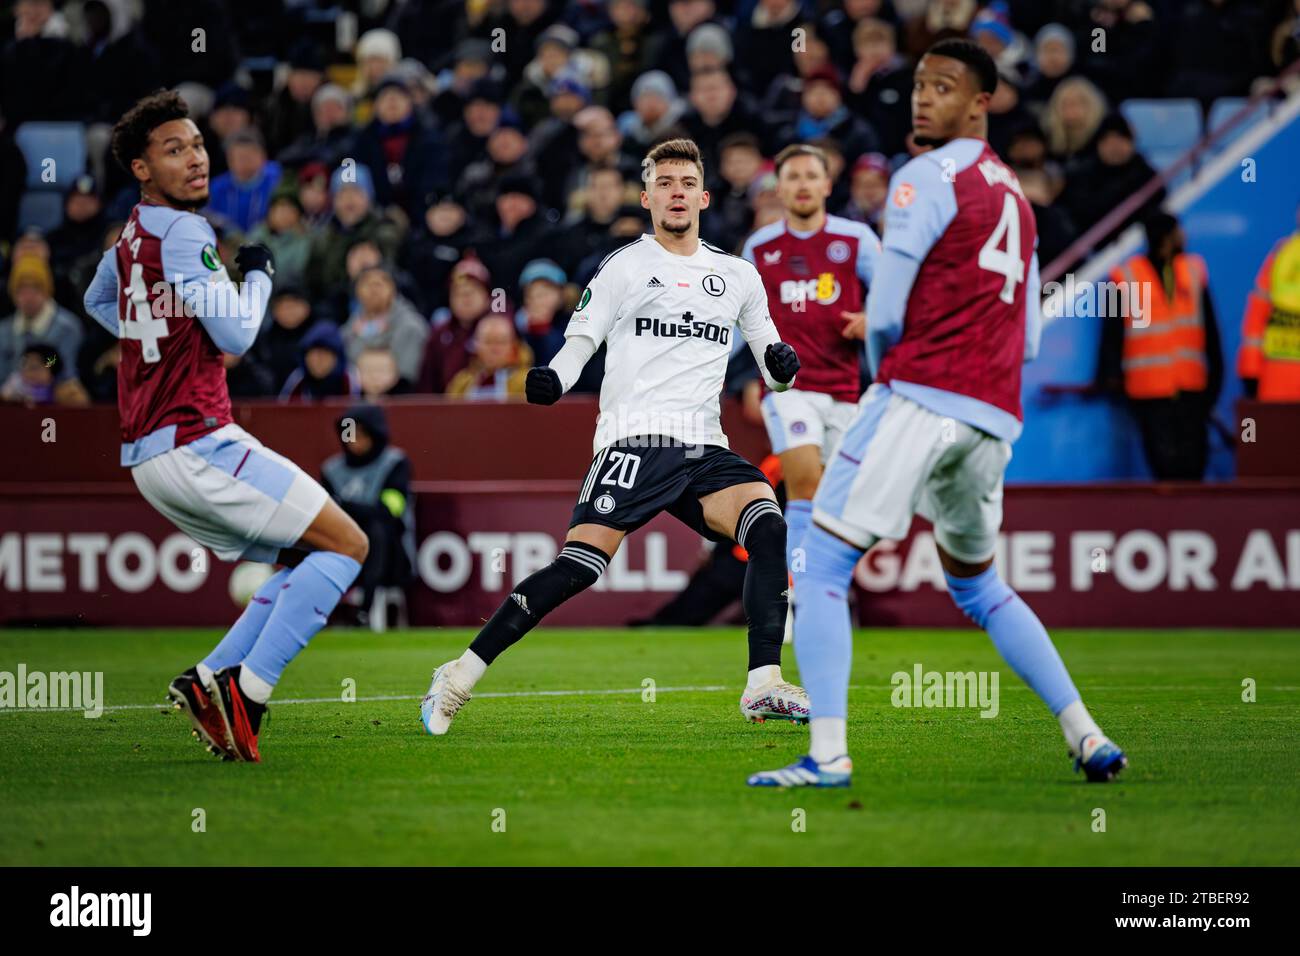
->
[812,384,1012,564]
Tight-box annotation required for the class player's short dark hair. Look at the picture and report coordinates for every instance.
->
[111,89,192,172]
[924,38,998,95]
[774,143,830,175]
[645,138,705,179]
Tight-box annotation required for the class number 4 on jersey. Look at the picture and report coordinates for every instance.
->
[123,261,170,363]
[979,193,1025,305]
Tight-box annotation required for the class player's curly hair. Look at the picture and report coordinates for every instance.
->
[111,89,191,172]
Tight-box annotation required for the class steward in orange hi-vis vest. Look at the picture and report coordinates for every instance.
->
[1238,224,1300,402]
[1109,252,1210,400]
[1098,213,1222,480]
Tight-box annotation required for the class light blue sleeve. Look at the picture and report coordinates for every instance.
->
[855,223,882,288]
[864,158,959,376]
[1023,250,1042,363]
[83,248,121,336]
[881,156,957,262]
[160,214,270,356]
[740,232,757,266]
[865,246,922,378]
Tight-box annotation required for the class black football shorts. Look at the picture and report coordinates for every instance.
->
[569,436,768,542]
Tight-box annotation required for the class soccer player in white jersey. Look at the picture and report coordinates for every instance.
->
[82,91,369,763]
[749,40,1126,787]
[420,138,808,735]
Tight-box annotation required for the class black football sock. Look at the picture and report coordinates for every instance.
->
[736,499,789,671]
[468,541,610,664]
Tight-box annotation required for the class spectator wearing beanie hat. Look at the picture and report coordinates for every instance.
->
[456,108,540,223]
[353,73,450,219]
[1060,111,1166,247]
[305,164,404,304]
[470,172,555,303]
[279,320,361,402]
[969,2,1030,84]
[511,23,585,130]
[1,256,83,385]
[619,70,687,156]
[279,84,357,170]
[420,255,496,393]
[353,28,403,123]
[514,258,570,366]
[1023,23,1076,113]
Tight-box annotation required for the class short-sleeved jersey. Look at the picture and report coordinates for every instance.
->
[565,234,784,453]
[742,215,879,403]
[114,204,234,456]
[877,139,1037,427]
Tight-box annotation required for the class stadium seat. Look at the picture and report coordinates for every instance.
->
[1203,97,1272,158]
[17,190,64,232]
[14,121,87,191]
[1120,99,1202,189]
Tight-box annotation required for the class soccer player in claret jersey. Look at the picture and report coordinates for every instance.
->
[420,138,809,735]
[742,143,880,636]
[749,40,1127,788]
[82,91,369,763]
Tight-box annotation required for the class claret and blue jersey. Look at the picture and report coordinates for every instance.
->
[83,203,272,465]
[866,137,1042,443]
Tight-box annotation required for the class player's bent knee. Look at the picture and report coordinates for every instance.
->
[735,498,785,556]
[346,527,370,565]
[944,566,1012,630]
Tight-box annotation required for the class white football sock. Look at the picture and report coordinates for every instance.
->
[1058,699,1103,753]
[746,664,781,689]
[238,666,275,704]
[809,716,847,764]
[457,649,488,688]
[196,662,214,686]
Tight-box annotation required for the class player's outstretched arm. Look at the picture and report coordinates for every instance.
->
[164,215,273,357]
[84,248,121,336]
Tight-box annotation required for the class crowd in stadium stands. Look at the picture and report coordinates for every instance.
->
[1,0,1297,409]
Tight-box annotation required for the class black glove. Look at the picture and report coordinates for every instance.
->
[764,342,800,385]
[235,243,275,278]
[526,366,563,405]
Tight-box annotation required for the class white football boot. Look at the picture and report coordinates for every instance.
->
[740,678,811,724]
[419,660,473,736]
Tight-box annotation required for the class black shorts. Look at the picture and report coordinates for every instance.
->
[569,437,769,543]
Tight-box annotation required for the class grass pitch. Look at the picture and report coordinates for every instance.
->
[0,626,1296,866]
